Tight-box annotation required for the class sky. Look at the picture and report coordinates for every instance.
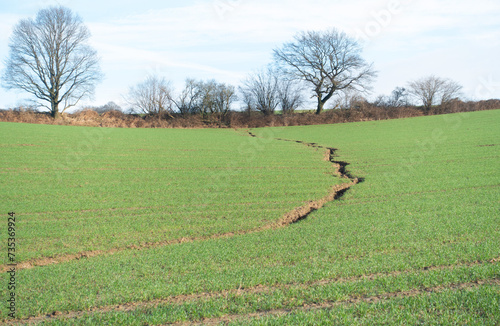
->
[0,0,499,111]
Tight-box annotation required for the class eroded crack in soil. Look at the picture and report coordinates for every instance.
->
[1,132,358,273]
[257,132,362,225]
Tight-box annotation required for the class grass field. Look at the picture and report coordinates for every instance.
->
[0,110,499,324]
[0,125,337,263]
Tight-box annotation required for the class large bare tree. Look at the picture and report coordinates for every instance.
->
[1,6,102,118]
[408,75,463,111]
[274,28,376,114]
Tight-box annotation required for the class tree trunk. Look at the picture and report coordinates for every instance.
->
[51,101,60,119]
[316,100,325,114]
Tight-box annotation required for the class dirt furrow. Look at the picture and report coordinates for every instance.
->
[0,134,358,273]
[175,279,500,326]
[8,264,499,325]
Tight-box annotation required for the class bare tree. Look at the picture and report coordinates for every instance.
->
[171,79,236,116]
[196,80,237,116]
[197,80,217,116]
[390,87,410,107]
[331,89,366,110]
[171,78,202,115]
[408,76,444,111]
[127,75,174,118]
[277,77,303,114]
[211,82,237,116]
[375,87,410,108]
[408,76,463,111]
[1,6,102,118]
[239,68,280,115]
[240,86,255,115]
[274,28,376,114]
[440,80,463,107]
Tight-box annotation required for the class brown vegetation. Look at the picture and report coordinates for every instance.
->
[0,100,498,129]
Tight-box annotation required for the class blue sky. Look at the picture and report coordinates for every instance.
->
[1,0,499,110]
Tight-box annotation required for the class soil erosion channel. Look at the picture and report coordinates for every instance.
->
[1,132,361,273]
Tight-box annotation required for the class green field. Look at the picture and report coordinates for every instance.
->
[0,110,499,324]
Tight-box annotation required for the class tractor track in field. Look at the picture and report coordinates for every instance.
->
[0,132,359,273]
[6,260,499,325]
[175,278,500,326]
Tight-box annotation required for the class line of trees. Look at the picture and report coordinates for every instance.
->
[126,72,464,117]
[125,76,237,118]
[239,67,304,115]
[1,6,467,120]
